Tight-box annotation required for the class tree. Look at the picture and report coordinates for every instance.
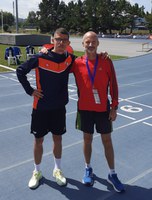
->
[3,24,10,32]
[35,0,148,34]
[126,3,146,33]
[111,0,131,34]
[145,13,152,33]
[61,1,77,32]
[55,1,67,29]
[63,0,85,33]
[0,12,15,26]
[83,0,99,32]
[96,0,116,34]
[37,0,61,33]
[25,11,38,27]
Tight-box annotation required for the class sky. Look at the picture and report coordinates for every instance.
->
[0,0,151,19]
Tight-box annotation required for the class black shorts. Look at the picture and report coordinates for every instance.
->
[76,110,113,134]
[31,107,66,138]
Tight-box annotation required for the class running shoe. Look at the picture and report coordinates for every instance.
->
[107,173,125,192]
[28,171,42,189]
[82,167,94,186]
[53,168,67,186]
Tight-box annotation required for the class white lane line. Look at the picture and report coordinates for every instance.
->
[142,122,152,127]
[69,95,78,101]
[0,83,21,88]
[0,123,30,133]
[126,92,152,100]
[0,92,26,97]
[68,84,77,88]
[0,158,35,173]
[124,99,152,109]
[0,138,84,173]
[0,74,18,82]
[114,116,152,130]
[0,109,151,134]
[66,111,77,115]
[119,79,152,87]
[0,104,31,112]
[0,111,77,134]
[0,77,7,80]
[98,167,152,200]
[117,113,136,120]
[126,168,152,185]
[1,129,152,197]
[117,69,152,77]
[0,114,151,172]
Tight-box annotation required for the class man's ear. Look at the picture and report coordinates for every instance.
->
[97,40,99,46]
[52,38,54,43]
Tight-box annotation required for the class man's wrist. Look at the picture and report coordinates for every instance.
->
[111,106,118,110]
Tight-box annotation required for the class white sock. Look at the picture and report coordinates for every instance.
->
[109,169,115,175]
[85,163,91,168]
[54,157,61,170]
[34,163,41,172]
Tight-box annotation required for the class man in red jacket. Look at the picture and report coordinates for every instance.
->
[71,31,125,192]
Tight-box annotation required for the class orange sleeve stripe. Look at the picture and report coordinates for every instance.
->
[33,68,41,109]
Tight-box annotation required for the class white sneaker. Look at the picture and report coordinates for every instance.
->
[53,169,67,186]
[28,171,42,189]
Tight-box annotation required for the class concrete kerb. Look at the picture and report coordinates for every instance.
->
[0,64,16,72]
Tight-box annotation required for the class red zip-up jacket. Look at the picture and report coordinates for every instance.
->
[71,55,119,112]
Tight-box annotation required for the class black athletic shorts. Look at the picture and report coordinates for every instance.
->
[76,110,113,134]
[31,107,66,138]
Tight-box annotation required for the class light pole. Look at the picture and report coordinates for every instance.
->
[13,1,15,16]
[15,0,19,33]
[1,10,3,33]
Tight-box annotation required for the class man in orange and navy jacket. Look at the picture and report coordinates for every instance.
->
[16,28,75,189]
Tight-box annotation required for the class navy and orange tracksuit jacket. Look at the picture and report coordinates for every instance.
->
[16,50,75,110]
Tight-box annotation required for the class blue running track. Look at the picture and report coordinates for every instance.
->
[0,53,152,200]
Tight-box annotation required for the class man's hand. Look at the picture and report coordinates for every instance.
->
[39,47,48,54]
[100,51,110,59]
[32,89,44,99]
[109,108,117,121]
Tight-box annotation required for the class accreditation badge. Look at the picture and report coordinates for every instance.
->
[92,89,101,104]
